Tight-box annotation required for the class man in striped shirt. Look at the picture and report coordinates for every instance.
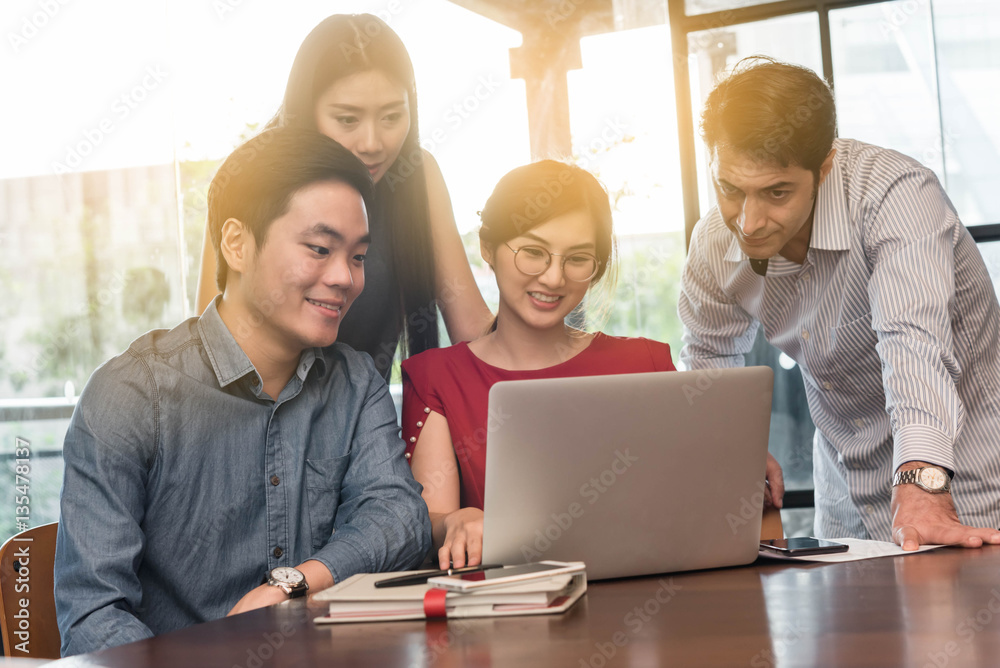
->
[679,56,1000,549]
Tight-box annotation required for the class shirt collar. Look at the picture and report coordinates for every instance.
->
[197,297,327,390]
[722,145,850,264]
[810,147,851,251]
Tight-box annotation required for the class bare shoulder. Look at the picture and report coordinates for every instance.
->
[421,147,442,172]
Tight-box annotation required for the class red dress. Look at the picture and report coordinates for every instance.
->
[401,333,675,510]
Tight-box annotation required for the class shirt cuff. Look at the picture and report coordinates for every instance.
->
[309,538,369,586]
[892,424,955,475]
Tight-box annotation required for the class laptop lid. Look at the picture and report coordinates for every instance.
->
[482,366,773,580]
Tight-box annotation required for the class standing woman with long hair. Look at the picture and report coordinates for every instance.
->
[195,14,491,378]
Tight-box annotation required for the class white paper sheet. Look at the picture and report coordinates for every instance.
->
[758,537,945,563]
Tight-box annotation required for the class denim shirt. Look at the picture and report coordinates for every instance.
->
[55,301,431,656]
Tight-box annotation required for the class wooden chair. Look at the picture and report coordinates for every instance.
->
[760,507,784,541]
[0,523,60,659]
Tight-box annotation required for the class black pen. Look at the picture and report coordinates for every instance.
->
[374,564,504,588]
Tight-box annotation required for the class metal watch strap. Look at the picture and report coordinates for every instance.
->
[892,466,950,493]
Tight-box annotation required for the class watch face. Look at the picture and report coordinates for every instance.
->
[271,567,305,585]
[919,467,948,490]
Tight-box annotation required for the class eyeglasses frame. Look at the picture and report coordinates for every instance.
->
[502,242,601,283]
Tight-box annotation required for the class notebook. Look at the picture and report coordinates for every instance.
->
[313,568,587,624]
[482,366,774,580]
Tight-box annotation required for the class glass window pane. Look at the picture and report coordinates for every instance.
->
[933,0,1000,225]
[974,240,1000,297]
[0,0,184,542]
[831,2,945,178]
[569,25,686,352]
[685,0,778,17]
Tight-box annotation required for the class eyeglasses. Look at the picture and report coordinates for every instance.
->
[503,243,600,282]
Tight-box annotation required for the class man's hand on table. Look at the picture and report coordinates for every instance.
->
[226,584,290,616]
[891,462,1000,551]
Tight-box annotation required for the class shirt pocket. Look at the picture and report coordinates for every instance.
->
[829,311,884,397]
[305,455,350,551]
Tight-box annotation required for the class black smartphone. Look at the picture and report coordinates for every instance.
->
[759,537,849,556]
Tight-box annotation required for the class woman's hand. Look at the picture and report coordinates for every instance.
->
[437,507,484,569]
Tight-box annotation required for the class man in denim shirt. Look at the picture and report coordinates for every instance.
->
[55,127,432,657]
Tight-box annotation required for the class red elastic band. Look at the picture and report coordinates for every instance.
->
[423,588,449,619]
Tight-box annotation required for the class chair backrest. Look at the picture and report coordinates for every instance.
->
[0,523,60,659]
[760,507,784,541]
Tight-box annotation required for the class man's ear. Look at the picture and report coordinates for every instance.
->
[480,239,495,268]
[219,218,253,278]
[817,148,837,186]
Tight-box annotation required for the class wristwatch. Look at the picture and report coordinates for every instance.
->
[267,566,309,598]
[892,465,951,494]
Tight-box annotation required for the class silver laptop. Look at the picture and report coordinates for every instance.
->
[482,367,773,580]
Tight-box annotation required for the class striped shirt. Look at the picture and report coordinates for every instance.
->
[679,138,1000,541]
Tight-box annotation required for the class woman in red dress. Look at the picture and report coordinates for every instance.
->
[402,161,676,569]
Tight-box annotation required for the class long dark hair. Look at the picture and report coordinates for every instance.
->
[269,13,438,357]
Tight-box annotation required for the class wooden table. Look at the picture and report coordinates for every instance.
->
[54,546,1000,667]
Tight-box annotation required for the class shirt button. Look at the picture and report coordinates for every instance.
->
[801,330,810,341]
[270,475,280,486]
[404,452,412,459]
[424,407,431,414]
[273,546,283,558]
[865,504,875,516]
[409,437,417,443]
[801,273,810,281]
[823,381,832,391]
[416,421,424,428]
[855,418,864,428]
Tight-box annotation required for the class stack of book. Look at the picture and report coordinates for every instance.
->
[313,563,587,624]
